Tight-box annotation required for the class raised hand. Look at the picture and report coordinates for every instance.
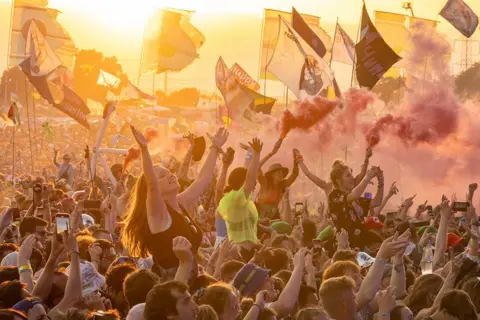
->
[130,126,148,149]
[223,147,235,166]
[388,182,399,196]
[403,194,417,208]
[207,128,229,149]
[365,146,373,160]
[336,229,350,250]
[378,285,397,314]
[377,232,410,260]
[469,183,478,193]
[18,234,37,264]
[418,200,428,213]
[173,236,193,263]
[248,138,263,153]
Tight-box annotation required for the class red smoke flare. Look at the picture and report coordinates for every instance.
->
[144,127,159,142]
[278,96,338,139]
[123,146,141,172]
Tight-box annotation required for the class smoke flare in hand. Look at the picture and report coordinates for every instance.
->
[123,146,141,172]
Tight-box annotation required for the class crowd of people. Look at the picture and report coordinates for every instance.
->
[0,123,479,320]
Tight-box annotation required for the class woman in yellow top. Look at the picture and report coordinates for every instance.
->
[217,138,263,252]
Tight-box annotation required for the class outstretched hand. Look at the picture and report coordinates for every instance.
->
[248,138,263,153]
[130,126,148,149]
[207,128,229,149]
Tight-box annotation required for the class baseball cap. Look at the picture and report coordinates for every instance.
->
[233,263,270,297]
[270,221,292,235]
[364,216,384,230]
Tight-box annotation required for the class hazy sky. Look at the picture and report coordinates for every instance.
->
[1,0,480,97]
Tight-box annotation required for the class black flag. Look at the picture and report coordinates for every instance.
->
[355,4,401,89]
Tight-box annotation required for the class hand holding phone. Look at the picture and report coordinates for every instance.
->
[56,213,70,234]
[295,202,304,215]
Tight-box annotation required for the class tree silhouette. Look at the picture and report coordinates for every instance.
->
[455,62,480,99]
[73,49,127,102]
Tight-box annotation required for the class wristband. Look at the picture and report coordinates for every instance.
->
[70,250,80,256]
[377,312,390,317]
[19,264,32,273]
[375,257,388,265]
[253,304,262,311]
[295,155,303,162]
[210,145,221,154]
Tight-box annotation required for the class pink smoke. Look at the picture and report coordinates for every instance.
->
[278,96,339,139]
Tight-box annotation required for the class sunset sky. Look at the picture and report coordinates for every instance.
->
[1,0,480,97]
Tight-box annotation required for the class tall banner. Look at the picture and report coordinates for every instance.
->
[267,17,334,99]
[10,0,76,68]
[440,0,478,38]
[259,9,330,81]
[355,4,401,89]
[139,9,204,75]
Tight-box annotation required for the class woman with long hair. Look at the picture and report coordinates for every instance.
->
[122,126,229,275]
[328,161,383,249]
[254,140,299,221]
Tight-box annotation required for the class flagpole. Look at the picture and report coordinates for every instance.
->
[350,2,364,88]
[257,9,266,82]
[32,87,37,159]
[23,74,34,172]
[263,35,272,106]
[6,0,15,68]
[11,126,15,190]
[329,17,339,67]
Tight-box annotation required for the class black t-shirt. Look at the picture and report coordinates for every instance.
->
[148,204,203,269]
[328,189,371,248]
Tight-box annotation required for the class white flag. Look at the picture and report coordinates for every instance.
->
[267,17,334,100]
[97,70,121,89]
[25,21,62,77]
[332,23,356,65]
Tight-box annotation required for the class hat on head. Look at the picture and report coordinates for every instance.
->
[317,225,334,241]
[270,221,292,235]
[66,261,105,295]
[110,163,123,175]
[264,163,289,178]
[233,263,270,297]
[364,216,384,230]
[446,233,464,251]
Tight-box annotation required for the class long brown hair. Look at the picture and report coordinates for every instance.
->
[121,174,152,258]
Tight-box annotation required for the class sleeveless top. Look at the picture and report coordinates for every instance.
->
[148,204,203,269]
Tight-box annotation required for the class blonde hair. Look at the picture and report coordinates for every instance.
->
[197,305,218,320]
[329,160,350,188]
[319,276,355,317]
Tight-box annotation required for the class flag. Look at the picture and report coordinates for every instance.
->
[292,7,327,58]
[267,17,334,100]
[97,70,121,89]
[20,58,91,129]
[332,22,356,65]
[259,9,331,80]
[139,9,203,75]
[55,86,91,129]
[24,21,62,77]
[440,0,478,38]
[292,11,342,99]
[355,4,401,89]
[239,84,276,122]
[10,3,76,69]
[7,102,20,125]
[229,63,260,92]
[215,57,254,121]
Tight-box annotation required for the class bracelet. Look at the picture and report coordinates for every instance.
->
[69,250,80,256]
[377,312,390,317]
[252,304,262,311]
[210,145,221,154]
[19,264,32,273]
[376,257,388,265]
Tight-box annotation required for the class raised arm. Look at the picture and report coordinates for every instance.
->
[51,231,82,314]
[346,167,376,202]
[243,138,263,198]
[433,200,451,269]
[370,167,384,208]
[53,148,60,168]
[215,148,234,205]
[354,147,372,186]
[131,126,170,234]
[374,182,398,216]
[283,150,300,188]
[259,139,282,169]
[298,157,330,191]
[178,128,228,207]
[177,134,195,181]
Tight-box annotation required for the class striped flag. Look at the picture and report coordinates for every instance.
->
[440,0,478,38]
